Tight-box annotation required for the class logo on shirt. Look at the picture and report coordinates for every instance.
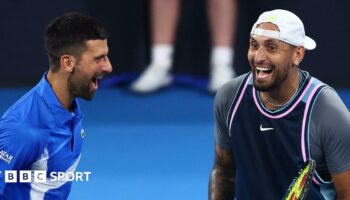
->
[81,129,85,139]
[260,124,274,132]
[0,149,14,164]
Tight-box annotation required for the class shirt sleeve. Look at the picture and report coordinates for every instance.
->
[310,87,350,175]
[214,75,246,149]
[0,117,42,194]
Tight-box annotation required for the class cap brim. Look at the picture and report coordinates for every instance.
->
[304,36,316,50]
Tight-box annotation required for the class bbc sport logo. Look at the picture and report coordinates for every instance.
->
[1,170,91,183]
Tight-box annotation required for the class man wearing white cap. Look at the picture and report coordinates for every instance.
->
[209,9,350,199]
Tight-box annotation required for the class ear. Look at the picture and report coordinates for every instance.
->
[293,46,305,66]
[60,55,76,73]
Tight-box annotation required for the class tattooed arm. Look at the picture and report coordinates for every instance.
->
[208,144,236,200]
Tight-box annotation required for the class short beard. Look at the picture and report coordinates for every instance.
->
[253,68,289,92]
[68,67,94,101]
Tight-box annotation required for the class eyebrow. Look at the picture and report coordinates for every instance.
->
[94,54,107,60]
[264,39,279,45]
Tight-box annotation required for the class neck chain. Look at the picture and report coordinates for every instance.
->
[263,71,301,108]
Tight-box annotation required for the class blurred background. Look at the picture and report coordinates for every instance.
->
[1,0,349,88]
[1,0,349,199]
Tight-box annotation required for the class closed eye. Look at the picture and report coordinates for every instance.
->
[95,55,107,63]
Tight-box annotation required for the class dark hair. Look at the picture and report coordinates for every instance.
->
[44,12,108,71]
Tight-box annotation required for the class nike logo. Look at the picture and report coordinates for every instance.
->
[260,124,274,132]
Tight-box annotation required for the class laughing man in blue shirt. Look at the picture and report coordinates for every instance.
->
[0,12,112,200]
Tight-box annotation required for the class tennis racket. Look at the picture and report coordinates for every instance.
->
[283,159,316,200]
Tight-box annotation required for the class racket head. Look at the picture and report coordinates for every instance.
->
[283,159,316,200]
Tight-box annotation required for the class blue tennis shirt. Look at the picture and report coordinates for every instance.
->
[0,73,84,200]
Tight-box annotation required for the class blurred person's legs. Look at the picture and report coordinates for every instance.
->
[131,0,180,93]
[208,0,237,92]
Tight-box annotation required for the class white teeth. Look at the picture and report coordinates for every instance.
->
[256,67,271,71]
[96,76,103,80]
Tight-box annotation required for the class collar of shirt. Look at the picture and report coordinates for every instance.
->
[35,72,84,128]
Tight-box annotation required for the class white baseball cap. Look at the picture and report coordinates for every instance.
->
[250,9,316,50]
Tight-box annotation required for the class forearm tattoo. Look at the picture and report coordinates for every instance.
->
[208,148,235,200]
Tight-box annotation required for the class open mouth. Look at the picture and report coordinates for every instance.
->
[256,66,273,79]
[91,76,104,90]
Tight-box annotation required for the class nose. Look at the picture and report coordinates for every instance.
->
[102,57,113,74]
[254,47,268,64]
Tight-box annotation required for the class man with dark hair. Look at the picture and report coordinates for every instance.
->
[0,12,112,199]
[209,9,350,199]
